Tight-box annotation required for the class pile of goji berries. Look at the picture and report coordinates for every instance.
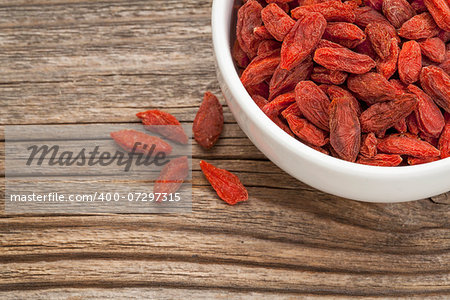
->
[111,92,248,205]
[233,0,450,166]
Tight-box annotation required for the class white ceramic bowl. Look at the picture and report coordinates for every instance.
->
[211,0,450,203]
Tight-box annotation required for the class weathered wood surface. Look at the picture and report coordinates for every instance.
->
[1,0,449,298]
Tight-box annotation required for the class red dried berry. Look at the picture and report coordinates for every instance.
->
[313,47,376,74]
[261,3,296,41]
[326,85,362,116]
[311,66,348,85]
[365,22,400,60]
[154,156,189,195]
[193,92,224,149]
[200,160,248,205]
[355,6,390,28]
[262,92,296,115]
[110,129,172,155]
[420,66,450,113]
[398,40,422,85]
[269,56,313,100]
[241,50,281,88]
[280,12,327,70]
[136,110,188,144]
[407,84,445,137]
[438,113,450,158]
[347,72,400,104]
[253,26,274,40]
[251,94,269,109]
[398,12,441,39]
[357,154,403,166]
[376,38,399,79]
[257,40,282,57]
[292,0,356,22]
[377,133,441,157]
[407,156,440,165]
[236,0,264,59]
[281,102,303,119]
[295,81,331,131]
[286,114,329,146]
[317,39,345,49]
[360,132,378,158]
[359,94,417,133]
[329,97,361,162]
[382,0,416,28]
[423,0,450,31]
[232,40,250,69]
[322,22,366,49]
[364,0,383,11]
[419,37,446,63]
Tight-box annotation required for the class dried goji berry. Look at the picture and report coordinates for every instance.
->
[398,40,422,85]
[253,26,274,40]
[382,0,416,28]
[377,133,441,157]
[193,92,224,149]
[110,129,172,155]
[240,50,281,88]
[359,94,417,133]
[420,66,450,113]
[286,114,329,146]
[252,94,269,109]
[261,3,296,41]
[269,56,313,100]
[438,113,450,158]
[154,156,189,195]
[232,40,250,69]
[313,47,376,74]
[407,84,445,137]
[389,78,408,93]
[280,12,326,70]
[317,39,345,49]
[438,29,450,42]
[295,80,331,131]
[136,110,188,145]
[419,37,446,63]
[257,40,282,57]
[365,22,399,60]
[263,92,296,115]
[423,0,450,31]
[347,72,400,104]
[354,39,378,60]
[236,0,264,59]
[311,66,348,85]
[364,0,383,11]
[357,154,403,166]
[326,85,362,116]
[407,113,421,135]
[329,97,361,162]
[394,118,408,133]
[292,0,356,22]
[360,132,378,157]
[355,6,390,28]
[407,156,440,165]
[200,160,248,205]
[398,12,440,39]
[322,22,366,49]
[411,0,428,14]
[376,38,399,79]
[281,102,303,119]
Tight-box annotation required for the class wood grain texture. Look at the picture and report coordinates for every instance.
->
[1,0,449,298]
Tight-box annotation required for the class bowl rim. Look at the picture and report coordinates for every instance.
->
[211,0,450,180]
